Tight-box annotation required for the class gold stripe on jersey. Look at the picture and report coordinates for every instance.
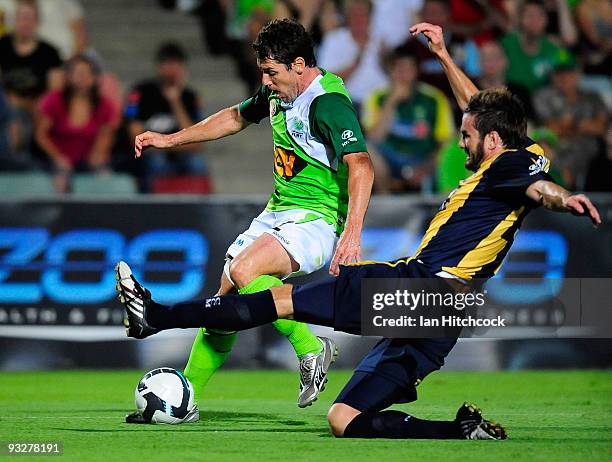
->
[344,256,415,268]
[412,150,515,259]
[441,206,526,280]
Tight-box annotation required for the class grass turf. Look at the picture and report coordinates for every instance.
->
[0,370,610,461]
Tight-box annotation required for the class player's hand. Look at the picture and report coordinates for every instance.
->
[329,225,362,276]
[134,131,172,158]
[564,194,602,226]
[409,22,448,57]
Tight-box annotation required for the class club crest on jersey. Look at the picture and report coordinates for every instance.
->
[270,99,278,117]
[290,117,305,139]
[529,156,548,176]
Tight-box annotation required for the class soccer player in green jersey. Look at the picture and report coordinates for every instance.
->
[119,22,600,437]
[132,19,373,410]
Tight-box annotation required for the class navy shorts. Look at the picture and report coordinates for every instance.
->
[335,259,459,412]
[292,259,460,412]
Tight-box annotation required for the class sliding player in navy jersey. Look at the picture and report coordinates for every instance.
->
[117,23,600,439]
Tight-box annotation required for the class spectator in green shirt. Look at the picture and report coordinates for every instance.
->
[362,45,454,193]
[500,0,566,93]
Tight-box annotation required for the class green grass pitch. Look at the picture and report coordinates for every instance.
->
[0,370,610,461]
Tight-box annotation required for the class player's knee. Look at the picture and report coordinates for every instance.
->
[327,404,359,437]
[228,258,255,288]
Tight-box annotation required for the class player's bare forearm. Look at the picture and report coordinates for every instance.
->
[344,152,373,229]
[329,152,373,275]
[168,105,248,146]
[134,105,249,157]
[526,180,602,226]
[409,22,479,110]
[437,51,479,110]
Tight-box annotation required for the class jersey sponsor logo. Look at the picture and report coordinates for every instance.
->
[291,131,304,139]
[529,156,548,176]
[341,129,354,140]
[340,129,359,147]
[274,147,306,180]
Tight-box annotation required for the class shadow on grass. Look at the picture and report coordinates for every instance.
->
[51,410,332,436]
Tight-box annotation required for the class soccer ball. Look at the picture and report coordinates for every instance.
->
[134,367,198,424]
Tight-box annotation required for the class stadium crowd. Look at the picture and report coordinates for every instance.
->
[0,0,609,193]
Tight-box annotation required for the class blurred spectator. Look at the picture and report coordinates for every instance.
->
[477,40,535,120]
[584,121,612,192]
[0,0,63,162]
[125,43,207,192]
[317,0,388,116]
[529,127,567,186]
[273,0,342,44]
[574,0,612,76]
[0,85,12,165]
[533,59,609,189]
[0,0,87,59]
[450,0,510,46]
[0,0,63,102]
[35,54,116,193]
[362,46,454,192]
[541,0,578,47]
[400,0,480,101]
[435,137,469,194]
[369,0,423,49]
[500,0,566,93]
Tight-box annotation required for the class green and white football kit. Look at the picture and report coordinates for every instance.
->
[184,69,367,407]
[229,69,367,274]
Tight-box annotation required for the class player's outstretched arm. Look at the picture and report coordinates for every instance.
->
[526,180,602,226]
[329,152,374,276]
[134,105,250,157]
[409,22,479,110]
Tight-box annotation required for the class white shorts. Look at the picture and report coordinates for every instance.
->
[225,208,338,278]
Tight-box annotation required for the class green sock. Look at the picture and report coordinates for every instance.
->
[238,275,322,358]
[184,327,237,404]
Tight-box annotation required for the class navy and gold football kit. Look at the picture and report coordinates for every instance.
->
[292,138,554,411]
[414,139,552,281]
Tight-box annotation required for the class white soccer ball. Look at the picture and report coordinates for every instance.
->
[134,367,197,424]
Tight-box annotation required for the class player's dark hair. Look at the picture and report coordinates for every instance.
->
[252,19,317,68]
[156,42,188,63]
[464,88,527,148]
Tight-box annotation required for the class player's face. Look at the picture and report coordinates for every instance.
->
[259,58,299,103]
[460,113,485,172]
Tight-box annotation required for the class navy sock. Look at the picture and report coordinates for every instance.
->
[147,290,278,331]
[343,410,462,439]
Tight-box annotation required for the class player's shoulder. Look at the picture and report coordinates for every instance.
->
[489,137,551,175]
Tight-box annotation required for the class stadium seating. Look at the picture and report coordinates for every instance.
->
[151,175,213,194]
[0,172,56,195]
[72,173,138,195]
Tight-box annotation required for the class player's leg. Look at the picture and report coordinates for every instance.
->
[182,211,287,404]
[230,214,339,407]
[327,339,506,440]
[183,270,237,403]
[228,232,323,358]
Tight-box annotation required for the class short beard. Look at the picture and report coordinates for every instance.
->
[465,139,485,172]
